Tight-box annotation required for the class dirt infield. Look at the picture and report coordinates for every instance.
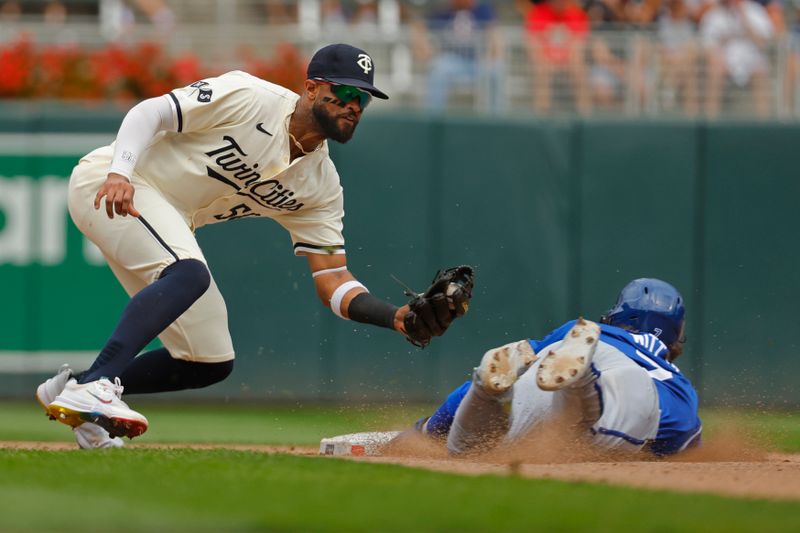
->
[362,429,800,502]
[358,452,800,502]
[3,439,799,502]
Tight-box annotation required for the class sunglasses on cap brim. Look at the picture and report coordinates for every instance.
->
[313,79,372,109]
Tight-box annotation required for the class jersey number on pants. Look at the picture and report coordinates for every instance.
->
[213,203,260,221]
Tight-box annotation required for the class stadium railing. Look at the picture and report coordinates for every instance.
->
[1,5,798,119]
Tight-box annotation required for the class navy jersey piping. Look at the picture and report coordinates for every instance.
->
[168,92,183,132]
[138,215,179,262]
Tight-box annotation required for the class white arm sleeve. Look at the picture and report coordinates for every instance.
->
[109,95,177,179]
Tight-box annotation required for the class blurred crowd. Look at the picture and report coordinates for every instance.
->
[406,0,796,117]
[1,0,799,118]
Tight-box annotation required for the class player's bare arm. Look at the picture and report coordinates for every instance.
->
[306,253,408,333]
[306,253,474,348]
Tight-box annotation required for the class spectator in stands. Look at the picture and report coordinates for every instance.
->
[0,0,21,23]
[264,0,296,25]
[750,0,789,114]
[43,0,67,25]
[133,0,175,34]
[656,0,699,115]
[103,0,175,39]
[581,0,654,112]
[410,0,505,114]
[700,0,774,117]
[352,0,379,27]
[351,0,386,38]
[753,0,786,35]
[583,0,661,27]
[320,0,348,31]
[522,0,592,114]
[788,15,800,116]
[683,0,716,24]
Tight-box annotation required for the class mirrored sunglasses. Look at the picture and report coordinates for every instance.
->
[315,79,372,109]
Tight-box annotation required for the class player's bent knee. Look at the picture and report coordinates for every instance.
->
[160,258,211,298]
[207,358,234,385]
[188,359,234,389]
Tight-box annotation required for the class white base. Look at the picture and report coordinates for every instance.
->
[319,431,402,456]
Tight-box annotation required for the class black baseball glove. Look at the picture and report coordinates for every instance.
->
[403,265,475,348]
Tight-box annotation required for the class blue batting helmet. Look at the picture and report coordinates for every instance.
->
[601,278,686,348]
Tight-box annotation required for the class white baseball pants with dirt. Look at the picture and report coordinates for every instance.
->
[447,341,661,455]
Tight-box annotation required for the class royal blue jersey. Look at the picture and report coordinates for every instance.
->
[531,320,702,455]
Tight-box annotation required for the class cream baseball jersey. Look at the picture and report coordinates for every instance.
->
[82,71,345,256]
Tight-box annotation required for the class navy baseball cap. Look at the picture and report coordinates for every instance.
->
[307,43,389,100]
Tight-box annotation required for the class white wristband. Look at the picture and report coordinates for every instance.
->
[330,281,367,320]
[312,266,348,278]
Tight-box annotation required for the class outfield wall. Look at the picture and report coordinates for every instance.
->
[1,107,797,406]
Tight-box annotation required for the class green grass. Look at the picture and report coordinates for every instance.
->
[0,400,428,445]
[3,401,799,451]
[1,449,798,533]
[700,409,800,453]
[0,402,798,532]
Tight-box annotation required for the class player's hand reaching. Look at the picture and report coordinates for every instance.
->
[399,266,475,348]
[95,172,141,219]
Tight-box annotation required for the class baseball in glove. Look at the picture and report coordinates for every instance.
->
[402,265,475,348]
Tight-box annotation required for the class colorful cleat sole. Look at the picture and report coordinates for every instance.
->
[46,404,147,439]
[38,398,57,421]
[95,416,148,439]
[536,317,600,391]
[46,404,86,428]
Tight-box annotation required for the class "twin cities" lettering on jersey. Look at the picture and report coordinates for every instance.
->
[204,135,304,212]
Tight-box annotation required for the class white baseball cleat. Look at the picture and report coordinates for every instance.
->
[476,340,538,394]
[47,377,148,439]
[536,318,600,391]
[35,364,73,414]
[74,423,125,449]
[37,365,125,448]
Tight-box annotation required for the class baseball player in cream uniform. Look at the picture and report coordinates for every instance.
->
[36,44,472,449]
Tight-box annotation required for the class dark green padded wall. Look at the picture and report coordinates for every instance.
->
[700,123,800,406]
[326,115,441,400]
[1,110,798,406]
[577,122,701,379]
[435,118,574,392]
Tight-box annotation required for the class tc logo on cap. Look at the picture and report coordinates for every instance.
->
[306,44,389,99]
[356,54,373,75]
